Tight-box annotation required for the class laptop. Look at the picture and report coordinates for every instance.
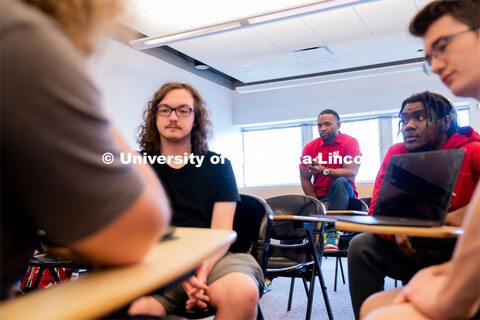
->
[327,149,466,227]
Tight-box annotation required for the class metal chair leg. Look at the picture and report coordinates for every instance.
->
[287,278,295,311]
[338,257,346,284]
[306,264,316,320]
[307,230,334,320]
[334,257,339,292]
[257,305,264,320]
[302,278,309,295]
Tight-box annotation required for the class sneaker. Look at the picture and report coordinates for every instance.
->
[323,230,340,252]
[263,278,272,293]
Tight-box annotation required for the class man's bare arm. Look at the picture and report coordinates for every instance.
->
[300,164,317,198]
[69,126,171,265]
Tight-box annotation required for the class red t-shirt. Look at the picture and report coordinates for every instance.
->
[301,132,361,198]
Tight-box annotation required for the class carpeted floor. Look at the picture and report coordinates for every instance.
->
[259,256,398,320]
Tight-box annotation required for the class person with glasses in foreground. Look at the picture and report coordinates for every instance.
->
[128,82,263,319]
[360,1,480,319]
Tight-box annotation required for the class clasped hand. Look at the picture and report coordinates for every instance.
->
[182,263,210,310]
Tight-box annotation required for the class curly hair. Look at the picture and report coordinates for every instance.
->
[398,91,458,137]
[138,82,212,155]
[26,0,123,55]
[409,0,480,36]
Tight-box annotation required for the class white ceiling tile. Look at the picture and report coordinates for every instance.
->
[266,64,310,78]
[329,38,383,56]
[169,38,230,61]
[268,32,325,52]
[353,0,417,20]
[363,12,416,37]
[301,7,361,29]
[336,52,390,67]
[210,28,266,46]
[375,32,422,50]
[229,41,282,57]
[248,54,298,67]
[229,0,317,18]
[314,23,372,44]
[254,18,312,38]
[383,46,424,61]
[298,59,347,74]
[214,59,260,75]
[232,69,276,83]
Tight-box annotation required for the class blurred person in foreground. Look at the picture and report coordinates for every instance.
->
[360,1,480,319]
[0,0,170,300]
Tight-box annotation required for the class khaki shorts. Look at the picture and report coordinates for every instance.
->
[152,252,264,314]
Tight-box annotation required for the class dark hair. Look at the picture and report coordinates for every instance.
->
[318,109,340,121]
[398,91,458,137]
[138,82,212,155]
[409,0,480,36]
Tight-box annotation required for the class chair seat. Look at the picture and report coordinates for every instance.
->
[267,257,314,272]
[323,250,348,258]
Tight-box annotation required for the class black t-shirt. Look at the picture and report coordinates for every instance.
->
[150,151,240,228]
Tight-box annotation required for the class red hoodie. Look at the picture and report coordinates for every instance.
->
[369,126,480,240]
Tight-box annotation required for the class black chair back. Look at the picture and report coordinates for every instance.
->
[230,193,273,273]
[266,194,325,241]
[264,194,333,320]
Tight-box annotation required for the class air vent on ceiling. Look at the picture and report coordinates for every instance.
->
[289,46,335,63]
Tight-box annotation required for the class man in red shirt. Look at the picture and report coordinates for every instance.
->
[348,91,480,319]
[300,109,362,251]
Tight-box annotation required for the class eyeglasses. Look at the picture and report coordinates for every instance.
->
[156,105,194,117]
[399,113,427,128]
[423,25,480,75]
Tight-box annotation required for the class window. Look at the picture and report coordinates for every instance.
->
[243,127,302,186]
[313,119,380,182]
[457,109,470,127]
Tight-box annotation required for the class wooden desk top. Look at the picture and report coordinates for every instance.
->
[335,221,464,238]
[273,216,463,238]
[326,210,368,215]
[0,228,236,320]
[273,215,337,223]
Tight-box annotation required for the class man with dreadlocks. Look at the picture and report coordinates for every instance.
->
[128,82,263,319]
[347,91,480,319]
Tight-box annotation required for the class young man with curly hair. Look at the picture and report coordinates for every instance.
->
[129,82,263,319]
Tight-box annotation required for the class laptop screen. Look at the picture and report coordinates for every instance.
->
[373,149,466,223]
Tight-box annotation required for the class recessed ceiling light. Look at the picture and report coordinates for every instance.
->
[194,60,209,70]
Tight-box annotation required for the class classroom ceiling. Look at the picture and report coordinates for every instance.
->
[123,0,433,85]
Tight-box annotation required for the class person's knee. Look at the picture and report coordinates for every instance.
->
[331,177,349,190]
[128,295,167,316]
[360,289,401,319]
[210,273,259,313]
[348,233,370,264]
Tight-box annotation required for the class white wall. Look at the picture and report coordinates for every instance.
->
[86,38,244,185]
[233,69,480,132]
